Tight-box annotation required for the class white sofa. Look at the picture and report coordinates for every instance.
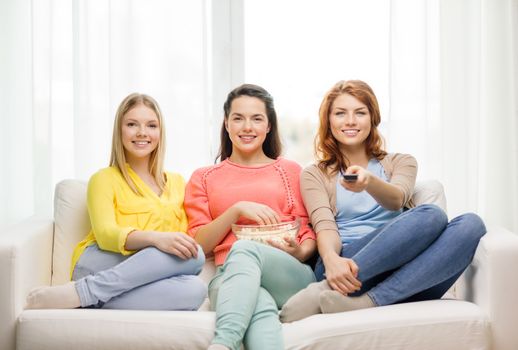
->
[1,179,518,350]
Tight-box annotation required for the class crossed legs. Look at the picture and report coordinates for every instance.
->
[26,244,207,310]
[208,240,315,350]
[281,205,486,322]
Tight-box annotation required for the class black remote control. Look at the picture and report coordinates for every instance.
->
[343,174,358,182]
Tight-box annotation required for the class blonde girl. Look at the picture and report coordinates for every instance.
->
[26,93,206,310]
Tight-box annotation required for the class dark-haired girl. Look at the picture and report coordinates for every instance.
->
[184,84,317,350]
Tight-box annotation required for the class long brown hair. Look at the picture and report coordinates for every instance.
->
[110,93,166,195]
[315,80,386,174]
[216,84,282,162]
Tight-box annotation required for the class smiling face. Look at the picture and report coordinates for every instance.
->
[121,103,160,164]
[225,95,271,160]
[329,93,371,152]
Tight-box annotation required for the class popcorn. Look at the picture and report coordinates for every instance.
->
[232,217,300,246]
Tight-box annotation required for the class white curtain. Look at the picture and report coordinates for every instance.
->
[438,0,518,230]
[384,0,517,231]
[385,0,440,179]
[0,0,34,228]
[1,0,517,234]
[1,0,214,227]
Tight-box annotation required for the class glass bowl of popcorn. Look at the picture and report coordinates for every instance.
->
[231,216,301,246]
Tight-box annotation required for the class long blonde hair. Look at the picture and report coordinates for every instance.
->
[315,80,386,174]
[110,93,166,195]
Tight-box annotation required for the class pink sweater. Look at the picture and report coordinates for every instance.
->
[184,158,316,266]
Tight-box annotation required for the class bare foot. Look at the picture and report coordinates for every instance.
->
[25,282,81,309]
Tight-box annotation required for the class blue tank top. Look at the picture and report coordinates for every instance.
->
[335,159,402,244]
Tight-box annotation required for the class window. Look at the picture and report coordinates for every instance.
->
[243,0,390,166]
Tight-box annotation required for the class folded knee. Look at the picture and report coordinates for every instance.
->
[452,212,487,241]
[189,277,209,309]
[170,276,207,310]
[227,240,262,260]
[231,239,259,252]
[416,204,448,229]
[192,245,206,273]
[420,204,447,219]
[222,240,265,275]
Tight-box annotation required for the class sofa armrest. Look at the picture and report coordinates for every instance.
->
[0,217,54,350]
[456,226,518,350]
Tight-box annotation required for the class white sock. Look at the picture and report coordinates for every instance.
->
[25,281,81,309]
[279,280,331,323]
[319,290,375,313]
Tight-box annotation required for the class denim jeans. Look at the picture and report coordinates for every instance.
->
[209,240,316,350]
[72,243,207,310]
[314,204,486,306]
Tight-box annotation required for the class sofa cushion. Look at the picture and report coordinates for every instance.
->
[283,300,488,350]
[52,180,90,285]
[409,179,447,212]
[17,300,489,350]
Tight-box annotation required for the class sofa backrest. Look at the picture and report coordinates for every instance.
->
[51,179,447,286]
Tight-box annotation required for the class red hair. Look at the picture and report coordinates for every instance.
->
[315,80,386,174]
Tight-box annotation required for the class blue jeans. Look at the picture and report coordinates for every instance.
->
[314,204,486,306]
[209,240,316,350]
[72,244,207,310]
